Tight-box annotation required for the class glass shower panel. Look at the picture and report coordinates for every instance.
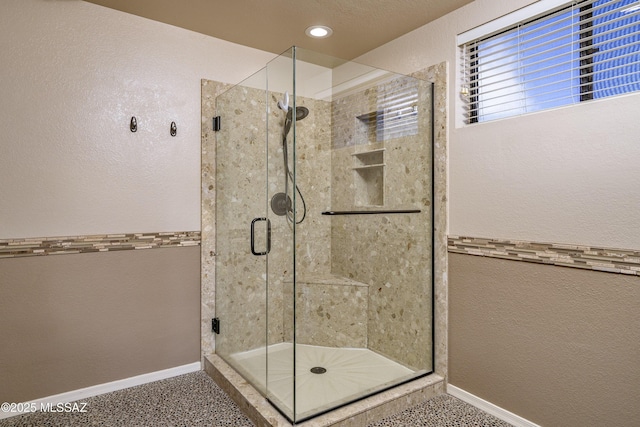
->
[263,50,296,419]
[214,67,270,394]
[289,47,434,422]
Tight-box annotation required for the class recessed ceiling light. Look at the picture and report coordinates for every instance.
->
[305,25,333,38]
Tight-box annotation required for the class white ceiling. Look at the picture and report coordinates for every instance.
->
[83,0,473,59]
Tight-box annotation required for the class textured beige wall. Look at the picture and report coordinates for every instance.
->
[0,247,201,403]
[449,253,640,427]
[0,0,273,404]
[0,0,273,239]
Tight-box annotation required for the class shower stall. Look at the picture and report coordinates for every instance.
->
[211,46,434,423]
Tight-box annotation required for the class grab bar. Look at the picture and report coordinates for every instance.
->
[321,209,421,215]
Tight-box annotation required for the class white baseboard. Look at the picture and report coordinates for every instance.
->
[0,361,201,420]
[447,384,540,427]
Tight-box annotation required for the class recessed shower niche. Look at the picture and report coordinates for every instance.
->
[201,47,446,426]
[352,148,385,206]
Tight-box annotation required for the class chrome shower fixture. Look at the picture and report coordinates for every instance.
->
[272,91,309,224]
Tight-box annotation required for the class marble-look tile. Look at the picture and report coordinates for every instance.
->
[410,63,448,378]
[329,74,436,371]
[284,276,369,348]
[203,80,335,358]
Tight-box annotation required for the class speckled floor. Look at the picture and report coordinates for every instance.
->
[0,371,513,427]
[0,371,253,427]
[368,394,514,427]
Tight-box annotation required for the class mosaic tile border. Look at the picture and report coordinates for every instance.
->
[0,231,200,259]
[448,235,640,276]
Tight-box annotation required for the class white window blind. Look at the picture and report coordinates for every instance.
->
[461,0,640,124]
[376,76,419,141]
[356,76,419,141]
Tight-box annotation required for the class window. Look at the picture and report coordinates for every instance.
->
[460,0,640,123]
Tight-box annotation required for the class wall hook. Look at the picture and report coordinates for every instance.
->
[170,121,177,137]
[130,116,137,132]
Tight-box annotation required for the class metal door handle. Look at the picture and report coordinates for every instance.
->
[250,217,271,256]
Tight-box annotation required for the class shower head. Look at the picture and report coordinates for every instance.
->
[289,106,310,121]
[276,92,309,224]
[283,106,309,137]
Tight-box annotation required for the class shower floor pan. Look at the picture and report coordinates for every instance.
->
[229,343,420,421]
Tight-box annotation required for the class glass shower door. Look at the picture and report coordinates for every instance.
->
[214,67,270,394]
[263,50,297,420]
[214,50,297,419]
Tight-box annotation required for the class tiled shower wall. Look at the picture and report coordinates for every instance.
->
[202,80,334,356]
[330,76,434,370]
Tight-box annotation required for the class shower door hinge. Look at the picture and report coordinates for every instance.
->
[213,116,221,132]
[212,317,220,334]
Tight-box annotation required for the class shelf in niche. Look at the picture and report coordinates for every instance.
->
[352,163,386,171]
[351,148,385,167]
[351,148,386,156]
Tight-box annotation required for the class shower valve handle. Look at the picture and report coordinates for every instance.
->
[250,217,271,256]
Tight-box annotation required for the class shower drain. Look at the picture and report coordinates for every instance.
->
[310,366,327,374]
